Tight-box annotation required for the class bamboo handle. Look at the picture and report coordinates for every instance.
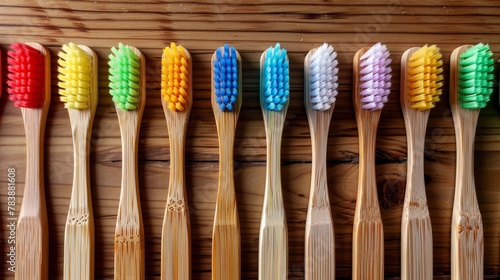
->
[210,48,242,280]
[450,113,483,280]
[400,115,433,280]
[63,44,97,280]
[64,109,95,280]
[162,106,191,280]
[114,109,145,280]
[259,110,288,280]
[303,49,336,279]
[16,108,49,280]
[305,112,335,280]
[113,46,145,280]
[212,118,240,280]
[352,48,384,280]
[449,46,483,280]
[352,109,384,280]
[15,42,50,280]
[400,47,433,280]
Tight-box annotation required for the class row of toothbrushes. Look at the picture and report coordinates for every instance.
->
[4,40,493,280]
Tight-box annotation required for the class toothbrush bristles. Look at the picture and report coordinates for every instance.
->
[309,43,339,111]
[213,43,238,112]
[7,42,45,109]
[458,43,494,109]
[263,43,289,111]
[359,43,392,110]
[58,43,93,110]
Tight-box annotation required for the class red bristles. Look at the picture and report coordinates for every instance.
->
[7,43,45,108]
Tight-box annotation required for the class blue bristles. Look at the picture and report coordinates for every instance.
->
[213,44,238,111]
[262,43,289,111]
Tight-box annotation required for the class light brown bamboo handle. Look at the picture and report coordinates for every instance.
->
[160,48,193,280]
[352,47,384,280]
[15,42,50,280]
[114,47,146,280]
[63,45,97,280]
[304,49,335,280]
[449,45,483,280]
[210,49,242,280]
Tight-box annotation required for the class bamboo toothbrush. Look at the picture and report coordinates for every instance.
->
[7,42,51,280]
[259,43,290,280]
[211,43,242,280]
[303,43,339,280]
[400,45,443,280]
[450,43,494,280]
[58,43,98,280]
[352,43,392,280]
[108,43,146,280]
[160,42,192,280]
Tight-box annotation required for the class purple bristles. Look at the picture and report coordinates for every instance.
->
[358,43,392,110]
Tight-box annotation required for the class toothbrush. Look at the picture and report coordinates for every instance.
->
[108,43,146,280]
[352,43,391,280]
[211,43,242,280]
[7,42,51,280]
[450,43,493,280]
[303,43,338,280]
[259,43,290,280]
[160,42,192,280]
[58,43,98,280]
[400,45,443,280]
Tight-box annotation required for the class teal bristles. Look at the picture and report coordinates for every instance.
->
[108,43,141,111]
[213,44,238,111]
[458,43,494,109]
[262,43,289,111]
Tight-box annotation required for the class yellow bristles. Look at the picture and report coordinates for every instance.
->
[407,45,443,110]
[58,43,92,109]
[161,42,189,112]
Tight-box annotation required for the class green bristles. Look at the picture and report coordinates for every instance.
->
[108,43,141,111]
[458,43,494,109]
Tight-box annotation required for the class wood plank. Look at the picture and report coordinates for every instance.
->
[1,156,499,278]
[1,0,500,279]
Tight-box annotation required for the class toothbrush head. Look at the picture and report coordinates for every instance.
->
[307,43,339,111]
[261,43,289,111]
[358,43,392,111]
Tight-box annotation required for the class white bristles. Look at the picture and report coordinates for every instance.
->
[309,43,339,111]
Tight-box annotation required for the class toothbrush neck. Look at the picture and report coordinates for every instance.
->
[217,116,237,199]
[69,110,93,212]
[357,110,381,206]
[309,112,331,206]
[263,111,286,214]
[454,109,480,202]
[404,110,430,201]
[166,113,189,202]
[117,110,142,219]
[21,107,47,216]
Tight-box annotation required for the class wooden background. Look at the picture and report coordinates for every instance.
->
[0,0,499,279]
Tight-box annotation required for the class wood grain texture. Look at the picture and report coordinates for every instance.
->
[0,1,500,279]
